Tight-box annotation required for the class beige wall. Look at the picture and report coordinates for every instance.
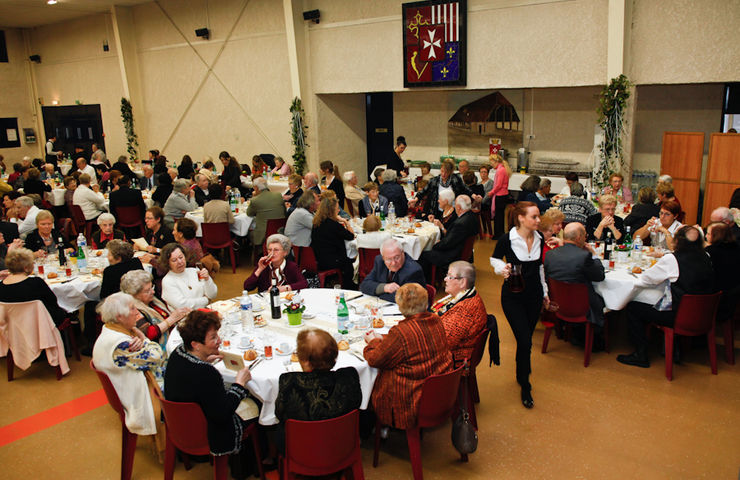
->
[0,29,41,161]
[315,94,367,179]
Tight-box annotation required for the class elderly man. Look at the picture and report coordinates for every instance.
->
[360,238,426,302]
[167,167,178,182]
[73,173,106,221]
[419,195,480,274]
[709,206,740,244]
[163,179,196,228]
[457,160,470,176]
[139,165,155,190]
[343,171,364,215]
[246,176,286,247]
[432,260,487,364]
[303,172,321,195]
[76,157,97,184]
[110,155,136,180]
[193,173,211,206]
[90,143,107,165]
[545,223,606,332]
[12,196,40,239]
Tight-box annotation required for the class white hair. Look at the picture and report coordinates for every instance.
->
[382,169,398,182]
[98,292,135,324]
[380,237,403,255]
[342,171,356,182]
[455,194,472,212]
[439,189,455,205]
[173,178,190,192]
[253,177,269,191]
[711,206,733,223]
[658,174,672,184]
[97,212,116,225]
[16,196,34,208]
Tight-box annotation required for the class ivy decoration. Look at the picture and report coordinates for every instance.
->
[290,97,308,175]
[120,97,139,162]
[594,74,631,188]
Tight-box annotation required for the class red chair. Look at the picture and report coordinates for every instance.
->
[345,200,356,218]
[262,218,288,255]
[154,389,266,480]
[424,284,436,308]
[296,246,342,288]
[464,328,490,429]
[70,204,94,239]
[656,291,722,381]
[358,247,380,283]
[113,206,146,237]
[545,278,608,367]
[280,410,364,480]
[56,217,77,243]
[373,365,465,480]
[90,360,138,480]
[201,222,238,273]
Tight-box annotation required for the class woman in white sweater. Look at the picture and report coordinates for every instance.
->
[160,243,218,309]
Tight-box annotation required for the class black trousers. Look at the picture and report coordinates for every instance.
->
[493,195,509,239]
[502,288,543,390]
[625,301,675,354]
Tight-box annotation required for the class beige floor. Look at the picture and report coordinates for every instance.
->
[1,237,739,479]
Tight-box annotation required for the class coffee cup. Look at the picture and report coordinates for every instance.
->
[279,342,290,352]
[240,337,251,348]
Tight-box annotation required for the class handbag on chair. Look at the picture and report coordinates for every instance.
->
[451,362,478,455]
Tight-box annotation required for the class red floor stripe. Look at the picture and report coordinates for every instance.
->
[0,389,108,448]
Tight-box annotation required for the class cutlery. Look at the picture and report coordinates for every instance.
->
[248,358,263,370]
[350,351,365,361]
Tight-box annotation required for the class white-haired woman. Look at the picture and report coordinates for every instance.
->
[428,189,457,235]
[243,234,308,293]
[343,171,364,216]
[271,156,292,176]
[92,292,165,435]
[91,212,126,249]
[163,178,196,228]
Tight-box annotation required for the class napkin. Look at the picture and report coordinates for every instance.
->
[236,398,259,421]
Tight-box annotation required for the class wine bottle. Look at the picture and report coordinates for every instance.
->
[269,281,281,320]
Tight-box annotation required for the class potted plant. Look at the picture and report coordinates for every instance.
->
[283,300,306,326]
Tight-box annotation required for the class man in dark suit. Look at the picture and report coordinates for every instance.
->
[109,175,147,238]
[360,238,426,302]
[544,222,606,326]
[419,195,479,274]
[193,173,211,206]
[109,155,136,180]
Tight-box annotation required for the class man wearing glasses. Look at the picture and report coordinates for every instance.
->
[359,238,425,302]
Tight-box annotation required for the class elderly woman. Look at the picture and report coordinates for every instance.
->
[586,194,624,242]
[0,248,66,326]
[419,162,433,182]
[601,172,633,204]
[161,243,217,309]
[282,173,304,214]
[379,169,408,217]
[275,328,362,448]
[165,309,258,463]
[22,167,52,198]
[411,158,473,217]
[428,189,457,235]
[312,195,356,290]
[24,210,73,257]
[519,175,541,203]
[364,283,452,430]
[92,292,165,436]
[284,190,318,248]
[163,178,196,228]
[538,214,559,259]
[120,270,190,348]
[243,234,307,293]
[431,261,487,364]
[342,171,364,217]
[634,200,682,252]
[100,240,144,299]
[90,212,126,250]
[137,206,175,254]
[533,178,552,213]
[559,182,597,225]
[271,156,291,176]
[358,182,389,218]
[172,217,204,264]
[705,222,740,329]
[624,187,660,231]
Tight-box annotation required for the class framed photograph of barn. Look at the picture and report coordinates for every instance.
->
[403,0,467,88]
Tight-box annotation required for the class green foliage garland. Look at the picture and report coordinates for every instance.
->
[594,74,631,187]
[290,97,308,175]
[120,98,139,162]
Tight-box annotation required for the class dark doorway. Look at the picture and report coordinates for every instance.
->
[42,104,105,158]
[365,92,393,180]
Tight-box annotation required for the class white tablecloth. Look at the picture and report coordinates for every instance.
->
[166,288,400,425]
[47,188,153,209]
[347,219,440,260]
[185,208,254,237]
[593,268,666,311]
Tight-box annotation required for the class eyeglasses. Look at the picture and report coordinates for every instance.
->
[444,275,463,280]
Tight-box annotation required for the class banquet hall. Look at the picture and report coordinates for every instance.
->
[1,1,739,479]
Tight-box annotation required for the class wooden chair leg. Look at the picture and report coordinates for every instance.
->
[213,455,229,480]
[584,322,593,367]
[604,317,610,353]
[723,319,735,365]
[541,326,553,354]
[122,427,138,480]
[247,423,267,480]
[405,427,424,480]
[229,246,237,274]
[372,419,382,468]
[664,329,674,381]
[708,326,718,375]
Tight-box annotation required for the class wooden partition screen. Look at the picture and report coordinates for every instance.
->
[660,132,704,224]
[703,133,740,222]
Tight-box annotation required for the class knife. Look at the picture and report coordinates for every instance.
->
[248,358,263,370]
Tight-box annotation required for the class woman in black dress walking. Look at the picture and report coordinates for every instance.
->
[490,201,549,408]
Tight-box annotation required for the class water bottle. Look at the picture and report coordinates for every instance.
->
[633,235,643,264]
[234,189,241,205]
[229,190,237,212]
[240,290,254,331]
[388,202,396,224]
[337,292,349,335]
[77,233,87,272]
[379,211,386,230]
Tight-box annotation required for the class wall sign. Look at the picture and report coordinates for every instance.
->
[0,118,20,148]
[403,0,467,88]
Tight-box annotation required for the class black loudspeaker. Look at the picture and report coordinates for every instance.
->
[29,54,41,63]
[195,28,210,40]
[302,9,320,24]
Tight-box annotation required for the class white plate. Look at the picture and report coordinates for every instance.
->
[303,313,315,319]
[286,321,305,328]
[275,347,294,356]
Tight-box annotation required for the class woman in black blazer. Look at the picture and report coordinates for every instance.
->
[311,195,356,289]
[320,160,346,209]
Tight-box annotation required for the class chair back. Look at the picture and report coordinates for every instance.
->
[416,365,464,428]
[264,218,287,240]
[285,410,361,475]
[548,278,590,323]
[425,284,436,307]
[673,292,722,336]
[345,200,355,218]
[153,388,211,456]
[115,206,145,228]
[90,360,127,424]
[70,204,87,231]
[358,247,380,282]
[469,329,490,369]
[459,235,476,262]
[298,246,319,274]
[56,217,76,243]
[201,222,232,249]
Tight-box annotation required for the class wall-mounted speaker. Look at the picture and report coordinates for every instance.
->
[303,9,320,24]
[195,28,210,40]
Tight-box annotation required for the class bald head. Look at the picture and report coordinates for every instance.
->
[563,222,586,246]
[304,172,318,188]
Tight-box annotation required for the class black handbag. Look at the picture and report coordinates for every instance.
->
[451,363,478,455]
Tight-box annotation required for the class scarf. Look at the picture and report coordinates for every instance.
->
[431,287,477,315]
[269,260,287,287]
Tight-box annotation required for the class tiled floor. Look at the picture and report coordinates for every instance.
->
[1,238,739,479]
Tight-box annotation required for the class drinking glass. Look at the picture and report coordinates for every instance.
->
[509,264,524,293]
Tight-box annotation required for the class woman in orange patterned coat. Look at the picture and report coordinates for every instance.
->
[432,261,488,364]
[364,283,452,429]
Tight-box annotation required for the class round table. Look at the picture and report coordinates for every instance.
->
[593,262,666,311]
[166,288,401,425]
[185,206,254,237]
[347,219,440,260]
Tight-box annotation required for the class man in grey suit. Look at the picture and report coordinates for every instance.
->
[544,222,606,327]
[360,238,426,303]
[246,176,286,246]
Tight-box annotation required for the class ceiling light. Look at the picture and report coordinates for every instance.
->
[47,0,58,5]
